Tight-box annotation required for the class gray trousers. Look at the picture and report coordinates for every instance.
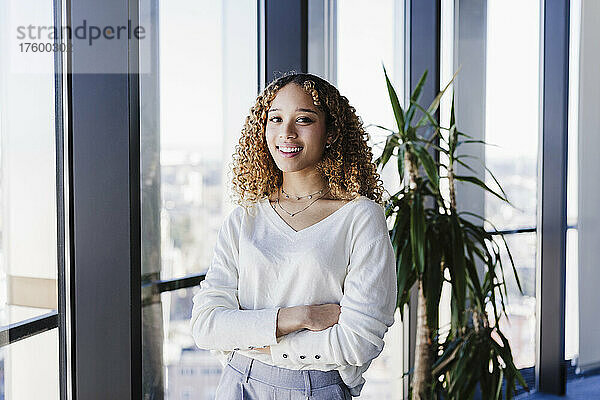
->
[215,351,352,399]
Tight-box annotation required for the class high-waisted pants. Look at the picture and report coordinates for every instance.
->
[214,351,352,399]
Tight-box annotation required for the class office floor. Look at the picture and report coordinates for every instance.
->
[516,374,600,399]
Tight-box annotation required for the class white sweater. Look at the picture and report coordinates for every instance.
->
[189,195,398,396]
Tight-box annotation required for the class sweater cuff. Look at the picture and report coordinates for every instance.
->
[227,307,282,351]
[250,307,281,349]
[270,327,334,366]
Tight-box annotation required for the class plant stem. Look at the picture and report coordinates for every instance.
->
[448,162,456,211]
[405,146,432,399]
[405,147,418,190]
[412,279,432,399]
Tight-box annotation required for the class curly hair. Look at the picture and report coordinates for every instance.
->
[228,71,385,213]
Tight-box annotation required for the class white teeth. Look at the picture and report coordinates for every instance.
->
[279,147,302,153]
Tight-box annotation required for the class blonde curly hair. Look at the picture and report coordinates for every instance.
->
[228,72,385,212]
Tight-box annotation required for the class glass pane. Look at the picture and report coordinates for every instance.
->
[0,0,59,319]
[565,228,578,360]
[0,305,55,325]
[0,1,60,397]
[164,286,223,400]
[488,233,537,369]
[336,1,404,398]
[139,0,258,397]
[337,0,401,197]
[485,0,540,231]
[0,328,59,399]
[485,0,540,369]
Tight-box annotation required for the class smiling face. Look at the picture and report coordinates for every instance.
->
[264,83,330,173]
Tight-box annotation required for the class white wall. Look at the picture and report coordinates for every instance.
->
[577,0,600,372]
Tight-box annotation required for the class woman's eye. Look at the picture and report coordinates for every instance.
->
[268,116,312,123]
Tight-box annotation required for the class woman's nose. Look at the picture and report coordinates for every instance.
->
[280,120,298,138]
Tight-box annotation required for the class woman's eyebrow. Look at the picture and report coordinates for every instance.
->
[267,107,318,115]
[296,108,318,114]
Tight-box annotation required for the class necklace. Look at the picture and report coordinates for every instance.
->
[281,186,327,200]
[273,186,331,217]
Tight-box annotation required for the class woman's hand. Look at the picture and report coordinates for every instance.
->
[253,346,271,354]
[257,304,340,355]
[304,303,341,331]
[274,303,341,340]
[276,306,310,338]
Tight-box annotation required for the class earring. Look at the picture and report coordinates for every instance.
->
[325,143,331,148]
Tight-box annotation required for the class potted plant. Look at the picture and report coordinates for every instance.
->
[375,65,528,399]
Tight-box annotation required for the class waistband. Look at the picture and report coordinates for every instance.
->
[226,350,343,394]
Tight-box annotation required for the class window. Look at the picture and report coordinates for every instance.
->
[139,0,258,397]
[0,0,61,397]
[484,0,540,369]
[335,1,405,397]
[0,330,59,398]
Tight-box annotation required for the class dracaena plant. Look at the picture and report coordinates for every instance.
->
[374,64,528,399]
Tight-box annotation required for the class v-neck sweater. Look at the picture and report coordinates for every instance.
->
[189,195,398,396]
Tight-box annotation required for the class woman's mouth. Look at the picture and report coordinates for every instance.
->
[277,146,303,158]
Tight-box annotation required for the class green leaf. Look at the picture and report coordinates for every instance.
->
[450,92,456,128]
[379,134,399,169]
[419,142,449,155]
[449,214,466,321]
[461,211,524,297]
[415,67,460,128]
[496,231,523,296]
[456,130,476,139]
[425,228,443,329]
[393,204,415,312]
[410,192,426,276]
[454,175,510,203]
[382,63,406,134]
[398,146,405,184]
[413,144,440,192]
[405,126,418,142]
[431,336,463,376]
[411,101,441,129]
[495,364,504,400]
[363,123,397,134]
[404,70,428,130]
[452,153,512,207]
[463,245,483,306]
[453,157,480,176]
[396,236,415,312]
[494,330,529,392]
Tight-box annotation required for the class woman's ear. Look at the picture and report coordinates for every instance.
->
[325,135,333,147]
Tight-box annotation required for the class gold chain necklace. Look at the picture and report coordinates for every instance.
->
[273,186,331,217]
[281,186,326,200]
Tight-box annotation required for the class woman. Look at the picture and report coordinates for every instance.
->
[189,72,398,399]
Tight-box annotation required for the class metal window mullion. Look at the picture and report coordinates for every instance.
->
[53,0,69,395]
[535,0,570,395]
[68,0,142,398]
[403,0,441,397]
[259,0,308,90]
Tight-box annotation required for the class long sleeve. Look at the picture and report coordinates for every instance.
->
[269,231,398,367]
[189,207,281,351]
